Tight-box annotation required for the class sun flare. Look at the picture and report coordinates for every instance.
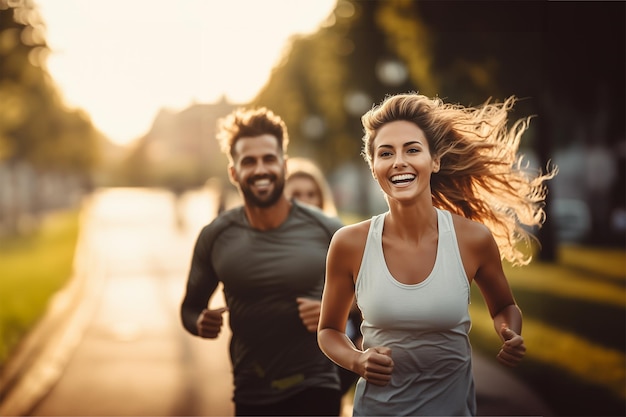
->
[36,0,336,146]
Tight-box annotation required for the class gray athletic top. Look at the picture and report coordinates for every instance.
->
[181,202,342,405]
[353,209,476,416]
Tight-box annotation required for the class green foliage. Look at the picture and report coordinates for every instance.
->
[251,0,553,172]
[469,245,626,416]
[0,1,99,174]
[249,0,623,255]
[0,210,80,366]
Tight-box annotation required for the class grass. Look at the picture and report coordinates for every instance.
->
[469,244,626,416]
[0,210,80,367]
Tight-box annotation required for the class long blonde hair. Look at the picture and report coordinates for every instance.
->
[361,92,557,266]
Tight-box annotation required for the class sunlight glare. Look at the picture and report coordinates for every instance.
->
[35,0,336,146]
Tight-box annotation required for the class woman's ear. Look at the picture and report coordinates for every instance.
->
[432,157,441,173]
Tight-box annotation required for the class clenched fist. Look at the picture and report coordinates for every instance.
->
[358,346,394,386]
[497,324,526,367]
[296,297,321,333]
[196,307,228,338]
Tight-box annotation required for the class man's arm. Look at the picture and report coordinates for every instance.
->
[180,225,220,336]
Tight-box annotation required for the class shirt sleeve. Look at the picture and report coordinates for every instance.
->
[180,224,220,335]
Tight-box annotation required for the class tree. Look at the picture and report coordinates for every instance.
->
[0,0,101,233]
[251,0,624,255]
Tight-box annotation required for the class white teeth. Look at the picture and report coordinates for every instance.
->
[254,179,270,186]
[390,174,416,183]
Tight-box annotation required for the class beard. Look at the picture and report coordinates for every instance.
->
[238,174,285,208]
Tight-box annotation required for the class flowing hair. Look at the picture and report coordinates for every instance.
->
[361,93,558,266]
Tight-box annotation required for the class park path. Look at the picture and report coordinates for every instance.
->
[1,187,234,416]
[0,187,552,416]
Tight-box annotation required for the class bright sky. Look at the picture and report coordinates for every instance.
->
[36,0,336,146]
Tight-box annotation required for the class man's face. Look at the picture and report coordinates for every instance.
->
[229,134,286,208]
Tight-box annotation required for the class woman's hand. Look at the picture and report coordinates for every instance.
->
[357,346,394,386]
[497,324,526,367]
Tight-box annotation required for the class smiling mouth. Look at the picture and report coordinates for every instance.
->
[390,174,416,184]
[253,178,271,187]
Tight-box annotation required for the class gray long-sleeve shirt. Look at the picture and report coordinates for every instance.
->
[181,202,343,405]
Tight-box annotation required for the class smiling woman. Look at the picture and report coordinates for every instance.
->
[35,0,336,146]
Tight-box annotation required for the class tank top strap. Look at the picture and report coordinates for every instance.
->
[436,208,471,303]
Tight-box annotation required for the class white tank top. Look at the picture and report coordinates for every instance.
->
[353,208,477,416]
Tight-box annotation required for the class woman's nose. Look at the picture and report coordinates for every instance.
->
[393,154,407,168]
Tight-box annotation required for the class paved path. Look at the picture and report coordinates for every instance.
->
[0,187,553,416]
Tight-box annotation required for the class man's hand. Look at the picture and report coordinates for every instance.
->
[196,307,228,338]
[497,323,526,367]
[296,297,320,333]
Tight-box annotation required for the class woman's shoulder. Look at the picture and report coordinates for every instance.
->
[327,218,372,273]
[331,218,371,247]
[449,211,495,247]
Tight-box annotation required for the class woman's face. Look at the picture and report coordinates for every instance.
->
[371,120,439,202]
[285,175,323,209]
